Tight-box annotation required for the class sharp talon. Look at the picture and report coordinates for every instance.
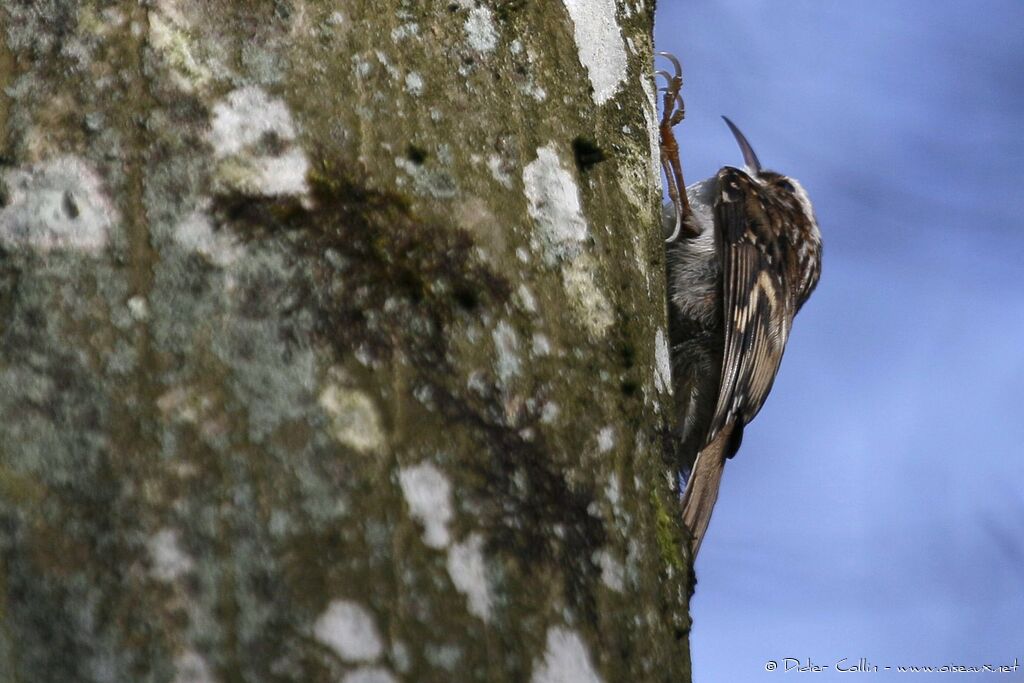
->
[665,205,682,243]
[655,72,675,93]
[656,51,682,79]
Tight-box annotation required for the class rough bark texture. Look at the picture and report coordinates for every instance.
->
[0,2,692,681]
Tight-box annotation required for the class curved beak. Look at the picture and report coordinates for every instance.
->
[722,116,762,173]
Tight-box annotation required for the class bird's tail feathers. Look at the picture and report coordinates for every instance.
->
[681,424,733,557]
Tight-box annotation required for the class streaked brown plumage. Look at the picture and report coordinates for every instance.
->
[658,55,822,556]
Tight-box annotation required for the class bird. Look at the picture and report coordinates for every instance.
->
[656,52,823,557]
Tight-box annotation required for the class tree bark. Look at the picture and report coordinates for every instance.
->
[0,2,692,681]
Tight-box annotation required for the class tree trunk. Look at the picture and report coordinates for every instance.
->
[0,2,692,681]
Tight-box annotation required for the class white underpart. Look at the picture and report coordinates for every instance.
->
[398,462,453,549]
[522,145,588,263]
[562,0,627,105]
[670,180,718,325]
[446,533,493,621]
[685,178,717,235]
[313,600,385,662]
[0,156,115,252]
[531,627,604,683]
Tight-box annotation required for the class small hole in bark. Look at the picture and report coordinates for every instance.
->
[63,190,80,219]
[406,145,428,165]
[573,137,608,172]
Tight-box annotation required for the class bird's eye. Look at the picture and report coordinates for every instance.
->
[777,179,796,193]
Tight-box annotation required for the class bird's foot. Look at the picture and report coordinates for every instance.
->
[656,51,696,242]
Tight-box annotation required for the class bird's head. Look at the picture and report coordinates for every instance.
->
[722,116,822,308]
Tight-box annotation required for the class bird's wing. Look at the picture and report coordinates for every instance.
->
[705,168,793,449]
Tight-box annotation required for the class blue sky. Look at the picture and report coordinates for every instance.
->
[654,2,1024,680]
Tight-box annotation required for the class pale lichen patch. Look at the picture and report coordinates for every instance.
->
[0,156,116,252]
[639,72,661,185]
[148,529,194,582]
[654,327,672,395]
[149,5,216,92]
[173,650,216,683]
[342,668,398,683]
[492,321,521,385]
[127,295,150,322]
[155,385,228,443]
[173,209,244,266]
[596,549,625,592]
[446,533,493,622]
[394,157,457,199]
[605,473,622,510]
[531,333,552,357]
[516,284,537,313]
[597,426,615,453]
[208,87,295,154]
[207,86,310,197]
[616,163,645,213]
[487,154,514,189]
[398,462,453,549]
[404,71,424,95]
[561,0,627,105]
[247,149,310,195]
[464,7,498,52]
[531,627,604,683]
[313,600,385,663]
[319,380,385,454]
[563,256,613,339]
[520,81,548,102]
[523,145,588,265]
[391,22,418,41]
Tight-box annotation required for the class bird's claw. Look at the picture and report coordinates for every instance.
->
[656,51,682,80]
